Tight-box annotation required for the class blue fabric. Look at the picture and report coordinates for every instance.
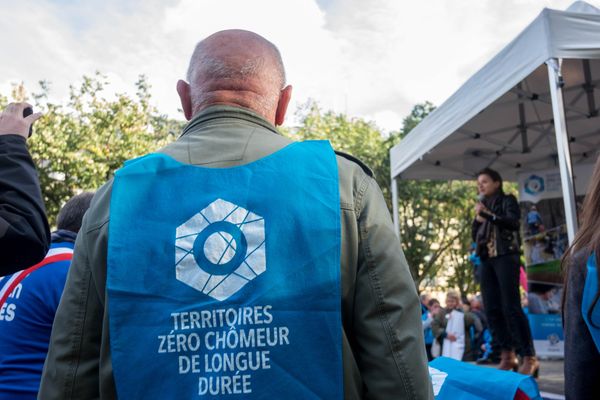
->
[0,241,73,399]
[107,141,343,399]
[480,329,492,360]
[422,307,434,345]
[582,254,600,352]
[468,251,481,267]
[526,211,542,225]
[429,357,541,400]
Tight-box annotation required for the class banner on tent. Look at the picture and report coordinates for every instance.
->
[527,314,564,358]
[517,163,594,203]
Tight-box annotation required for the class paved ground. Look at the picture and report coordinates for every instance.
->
[536,359,564,398]
[478,358,564,399]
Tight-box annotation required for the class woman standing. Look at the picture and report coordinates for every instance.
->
[562,156,600,399]
[472,168,537,375]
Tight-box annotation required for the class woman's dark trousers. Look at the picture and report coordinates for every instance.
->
[480,253,535,357]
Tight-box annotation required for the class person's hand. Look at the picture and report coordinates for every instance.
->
[446,333,457,342]
[474,202,486,222]
[0,102,42,139]
[475,202,487,214]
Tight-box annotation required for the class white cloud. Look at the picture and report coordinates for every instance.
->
[0,0,595,132]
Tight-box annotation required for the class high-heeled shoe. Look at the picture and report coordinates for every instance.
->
[498,350,519,372]
[518,356,540,378]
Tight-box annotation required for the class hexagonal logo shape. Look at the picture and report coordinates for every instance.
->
[175,199,266,301]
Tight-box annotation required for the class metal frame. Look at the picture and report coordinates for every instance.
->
[391,177,400,239]
[391,59,593,241]
[546,58,579,243]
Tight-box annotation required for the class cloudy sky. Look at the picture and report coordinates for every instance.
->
[1,0,594,131]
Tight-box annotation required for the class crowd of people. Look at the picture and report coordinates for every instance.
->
[421,292,490,364]
[0,28,599,400]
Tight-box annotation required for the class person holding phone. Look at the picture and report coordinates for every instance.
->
[0,102,49,274]
[472,168,537,376]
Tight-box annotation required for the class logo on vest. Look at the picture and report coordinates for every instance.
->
[175,199,266,301]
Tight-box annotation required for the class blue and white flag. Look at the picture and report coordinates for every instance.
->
[107,141,342,399]
[429,357,541,400]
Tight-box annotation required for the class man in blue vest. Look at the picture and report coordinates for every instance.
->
[0,192,93,399]
[40,30,432,399]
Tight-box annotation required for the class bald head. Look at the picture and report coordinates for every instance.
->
[178,30,291,124]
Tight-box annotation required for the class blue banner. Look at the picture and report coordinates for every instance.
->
[107,141,342,399]
[527,314,563,357]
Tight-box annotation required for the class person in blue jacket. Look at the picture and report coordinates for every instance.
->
[0,192,93,399]
[562,155,600,400]
[421,293,434,360]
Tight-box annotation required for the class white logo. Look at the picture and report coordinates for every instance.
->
[428,366,448,396]
[175,199,266,301]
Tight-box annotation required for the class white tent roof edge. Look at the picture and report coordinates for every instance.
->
[390,2,600,180]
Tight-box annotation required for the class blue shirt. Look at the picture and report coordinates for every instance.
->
[526,210,542,225]
[0,240,74,399]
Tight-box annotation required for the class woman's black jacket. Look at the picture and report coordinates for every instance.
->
[471,193,521,259]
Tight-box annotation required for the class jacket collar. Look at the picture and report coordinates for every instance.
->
[180,105,281,138]
[51,229,77,244]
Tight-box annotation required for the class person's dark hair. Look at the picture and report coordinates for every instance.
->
[428,298,440,308]
[56,192,94,233]
[477,167,504,193]
[562,154,600,310]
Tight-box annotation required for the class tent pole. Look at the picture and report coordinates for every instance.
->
[391,177,400,240]
[546,58,578,243]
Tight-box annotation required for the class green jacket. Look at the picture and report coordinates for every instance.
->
[39,106,433,400]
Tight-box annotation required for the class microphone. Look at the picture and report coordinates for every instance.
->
[477,194,485,203]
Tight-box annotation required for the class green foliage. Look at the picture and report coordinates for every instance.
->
[4,74,182,225]
[399,179,479,295]
[399,101,436,139]
[285,101,399,206]
[288,100,479,294]
[394,104,478,294]
[2,77,480,295]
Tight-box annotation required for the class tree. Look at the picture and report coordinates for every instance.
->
[288,101,478,294]
[393,103,478,293]
[396,179,477,291]
[288,101,390,192]
[1,74,183,225]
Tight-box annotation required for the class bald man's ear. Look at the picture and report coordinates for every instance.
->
[177,80,193,121]
[275,85,292,126]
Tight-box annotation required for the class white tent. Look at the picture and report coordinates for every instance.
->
[389,1,600,242]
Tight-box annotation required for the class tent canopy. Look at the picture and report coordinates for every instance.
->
[390,1,600,182]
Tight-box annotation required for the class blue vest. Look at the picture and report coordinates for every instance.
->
[582,254,600,352]
[107,141,343,399]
